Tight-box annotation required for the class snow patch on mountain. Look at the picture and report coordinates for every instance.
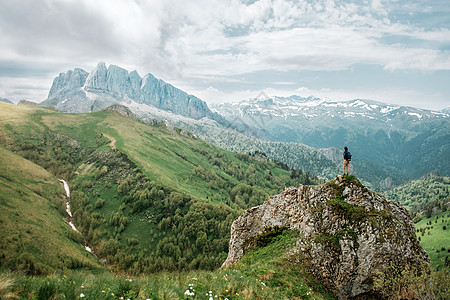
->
[41,62,224,123]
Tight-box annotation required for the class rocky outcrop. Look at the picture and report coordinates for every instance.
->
[222,176,433,299]
[41,62,223,122]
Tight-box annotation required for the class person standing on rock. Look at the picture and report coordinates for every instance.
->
[343,146,351,175]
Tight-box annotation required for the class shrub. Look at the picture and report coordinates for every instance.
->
[37,280,56,300]
[94,198,105,209]
[67,229,84,244]
[373,261,432,299]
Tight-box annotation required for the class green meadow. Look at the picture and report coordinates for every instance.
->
[1,230,335,300]
[415,211,450,270]
[1,102,449,299]
[0,102,318,275]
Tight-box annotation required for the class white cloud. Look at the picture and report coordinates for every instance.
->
[0,0,449,108]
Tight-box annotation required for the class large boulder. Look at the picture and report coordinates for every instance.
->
[222,176,433,299]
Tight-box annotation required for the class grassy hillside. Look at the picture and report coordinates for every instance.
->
[0,102,319,274]
[384,176,449,221]
[415,211,450,271]
[2,230,335,299]
[0,145,101,274]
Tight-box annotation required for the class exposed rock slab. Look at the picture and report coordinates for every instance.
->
[222,176,433,299]
[41,62,224,123]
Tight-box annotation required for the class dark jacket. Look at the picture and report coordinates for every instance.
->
[343,150,351,160]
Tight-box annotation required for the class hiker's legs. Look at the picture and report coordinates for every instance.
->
[343,160,349,175]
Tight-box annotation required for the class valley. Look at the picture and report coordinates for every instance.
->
[0,102,318,275]
[213,96,450,181]
[0,71,449,298]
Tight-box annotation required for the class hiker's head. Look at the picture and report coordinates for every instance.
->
[344,146,348,151]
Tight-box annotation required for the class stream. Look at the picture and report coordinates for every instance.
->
[60,179,92,253]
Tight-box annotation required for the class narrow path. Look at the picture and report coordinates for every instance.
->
[101,133,116,149]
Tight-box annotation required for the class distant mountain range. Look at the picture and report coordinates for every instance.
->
[38,63,449,188]
[40,62,224,123]
[212,96,450,178]
[38,63,341,182]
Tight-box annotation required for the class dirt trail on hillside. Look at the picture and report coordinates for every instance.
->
[102,133,116,149]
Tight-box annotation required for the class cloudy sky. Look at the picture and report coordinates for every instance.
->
[0,0,449,110]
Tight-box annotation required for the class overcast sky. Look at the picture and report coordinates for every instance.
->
[0,0,449,110]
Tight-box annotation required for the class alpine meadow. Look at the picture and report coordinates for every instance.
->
[1,0,450,296]
[1,98,449,299]
[0,101,318,274]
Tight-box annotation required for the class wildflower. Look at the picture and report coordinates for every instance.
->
[102,290,105,293]
[261,282,266,286]
[80,293,85,298]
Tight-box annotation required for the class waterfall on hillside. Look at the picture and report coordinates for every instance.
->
[59,179,92,253]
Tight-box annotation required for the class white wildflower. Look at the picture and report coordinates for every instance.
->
[80,293,85,298]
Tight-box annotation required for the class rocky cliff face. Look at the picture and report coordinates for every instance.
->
[222,176,433,299]
[41,62,221,122]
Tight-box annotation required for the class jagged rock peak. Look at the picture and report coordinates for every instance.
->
[48,67,89,98]
[42,62,223,122]
[85,61,108,90]
[222,176,433,299]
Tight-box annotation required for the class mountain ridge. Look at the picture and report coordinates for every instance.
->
[41,62,225,123]
[212,95,450,179]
